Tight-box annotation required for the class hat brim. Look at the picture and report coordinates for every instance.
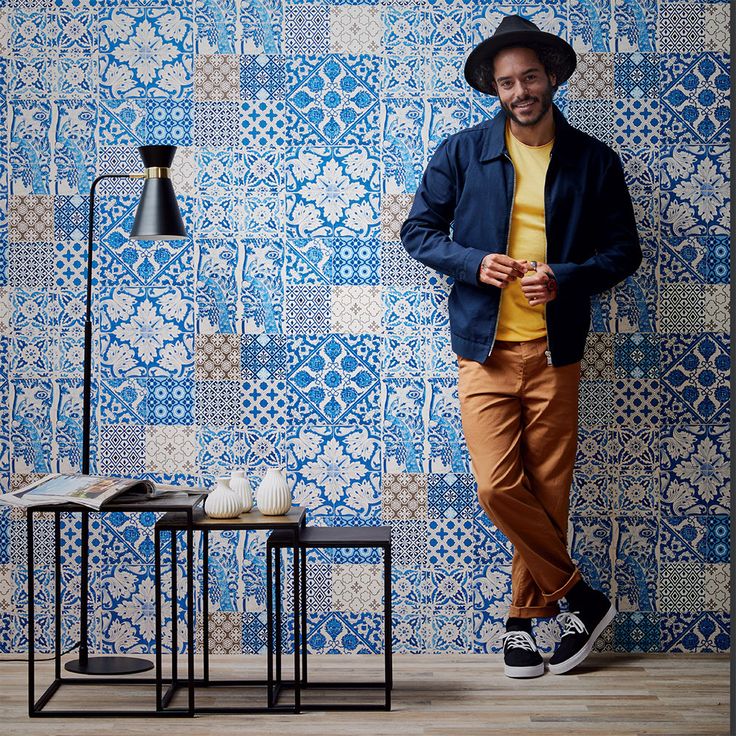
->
[464,30,577,96]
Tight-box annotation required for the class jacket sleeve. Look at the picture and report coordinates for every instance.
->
[400,139,489,286]
[548,152,642,297]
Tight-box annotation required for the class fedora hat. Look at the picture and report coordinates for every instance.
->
[464,14,577,96]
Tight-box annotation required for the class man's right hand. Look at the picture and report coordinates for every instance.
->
[478,254,527,288]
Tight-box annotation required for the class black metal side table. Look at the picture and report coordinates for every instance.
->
[154,505,306,714]
[267,525,393,711]
[26,490,206,718]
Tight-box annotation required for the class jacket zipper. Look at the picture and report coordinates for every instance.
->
[488,150,516,357]
[543,148,554,366]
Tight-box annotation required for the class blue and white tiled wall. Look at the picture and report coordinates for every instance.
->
[0,1,730,656]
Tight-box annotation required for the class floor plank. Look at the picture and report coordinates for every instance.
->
[0,653,729,736]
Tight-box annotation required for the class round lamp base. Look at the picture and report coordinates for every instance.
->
[65,655,154,676]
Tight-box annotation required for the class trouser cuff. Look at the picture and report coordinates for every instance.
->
[507,603,561,618]
[543,568,583,604]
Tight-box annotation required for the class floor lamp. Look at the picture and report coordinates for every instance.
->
[65,146,187,675]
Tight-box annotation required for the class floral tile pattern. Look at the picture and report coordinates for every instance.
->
[660,145,729,238]
[660,425,729,515]
[659,333,729,424]
[99,7,194,98]
[0,1,730,658]
[286,146,380,238]
[660,53,729,145]
[286,55,379,145]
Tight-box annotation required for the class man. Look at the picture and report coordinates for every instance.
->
[400,15,642,678]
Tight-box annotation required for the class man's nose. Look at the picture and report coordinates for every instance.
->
[512,80,530,97]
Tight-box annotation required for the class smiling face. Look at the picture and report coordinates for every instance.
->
[491,46,557,127]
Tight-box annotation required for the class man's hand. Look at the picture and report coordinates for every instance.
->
[478,253,526,288]
[518,260,558,306]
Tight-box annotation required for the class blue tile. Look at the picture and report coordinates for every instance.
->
[706,515,729,562]
[660,53,729,145]
[289,334,380,424]
[613,333,660,378]
[99,98,147,145]
[660,334,729,424]
[146,98,193,145]
[240,54,285,100]
[287,55,379,145]
[427,473,475,518]
[661,425,729,515]
[54,195,89,241]
[613,612,661,652]
[99,7,193,98]
[196,0,237,53]
[332,237,379,285]
[10,101,52,195]
[147,377,194,425]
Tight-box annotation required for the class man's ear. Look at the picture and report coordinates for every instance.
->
[549,71,557,88]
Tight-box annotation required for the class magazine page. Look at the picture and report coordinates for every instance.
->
[0,474,153,511]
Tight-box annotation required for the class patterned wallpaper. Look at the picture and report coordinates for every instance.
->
[0,1,730,658]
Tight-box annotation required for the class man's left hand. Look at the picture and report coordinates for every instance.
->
[519,261,558,306]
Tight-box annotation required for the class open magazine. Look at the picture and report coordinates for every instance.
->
[0,473,160,511]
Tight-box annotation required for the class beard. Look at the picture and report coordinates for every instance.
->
[500,80,555,127]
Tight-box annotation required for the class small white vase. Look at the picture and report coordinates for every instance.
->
[229,469,253,513]
[204,476,243,519]
[256,468,292,516]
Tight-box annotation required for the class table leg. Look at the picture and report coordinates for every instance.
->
[275,545,281,685]
[171,530,177,687]
[292,536,300,714]
[54,512,61,681]
[155,525,162,711]
[78,511,89,667]
[203,529,209,684]
[300,540,307,686]
[187,520,194,716]
[266,539,274,708]
[384,544,392,709]
[27,509,35,716]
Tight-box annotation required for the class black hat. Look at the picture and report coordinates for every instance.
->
[464,14,577,96]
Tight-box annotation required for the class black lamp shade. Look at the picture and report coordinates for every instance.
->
[129,145,187,241]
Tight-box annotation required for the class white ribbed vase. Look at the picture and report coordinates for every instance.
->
[256,468,292,516]
[204,476,243,519]
[229,469,253,513]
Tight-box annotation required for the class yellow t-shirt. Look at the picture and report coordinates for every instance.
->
[495,120,554,341]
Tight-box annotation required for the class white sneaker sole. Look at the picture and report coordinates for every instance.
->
[547,601,617,675]
[504,661,545,678]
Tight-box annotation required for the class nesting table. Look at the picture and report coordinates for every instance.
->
[154,506,307,715]
[26,490,206,717]
[26,494,391,718]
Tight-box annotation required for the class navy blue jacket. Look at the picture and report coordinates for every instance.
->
[400,103,642,366]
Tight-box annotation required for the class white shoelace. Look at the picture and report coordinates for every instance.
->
[501,630,537,651]
[557,611,589,638]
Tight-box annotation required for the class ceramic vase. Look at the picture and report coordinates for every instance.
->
[256,468,292,516]
[204,476,243,519]
[229,469,253,513]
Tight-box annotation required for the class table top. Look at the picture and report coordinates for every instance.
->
[26,488,207,514]
[156,505,306,531]
[270,525,392,547]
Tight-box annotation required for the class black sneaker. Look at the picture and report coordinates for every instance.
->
[548,590,616,674]
[501,629,545,678]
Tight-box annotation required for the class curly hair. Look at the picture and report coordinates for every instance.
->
[476,42,568,95]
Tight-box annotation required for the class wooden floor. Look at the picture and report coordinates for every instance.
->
[0,653,730,735]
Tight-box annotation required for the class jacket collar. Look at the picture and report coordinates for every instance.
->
[480,102,572,164]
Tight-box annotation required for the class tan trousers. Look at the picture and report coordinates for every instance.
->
[457,335,582,619]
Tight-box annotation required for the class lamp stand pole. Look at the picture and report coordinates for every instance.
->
[65,174,153,676]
